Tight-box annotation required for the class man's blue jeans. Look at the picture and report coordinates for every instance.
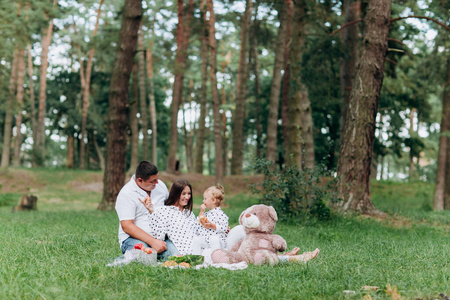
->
[120,237,180,261]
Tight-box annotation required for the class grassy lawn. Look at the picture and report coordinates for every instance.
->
[1,169,449,299]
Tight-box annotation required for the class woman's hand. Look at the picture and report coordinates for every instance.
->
[139,196,154,213]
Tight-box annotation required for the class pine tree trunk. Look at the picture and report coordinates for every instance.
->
[128,64,139,174]
[409,108,416,179]
[336,0,391,215]
[138,21,149,161]
[27,44,37,144]
[206,0,224,183]
[167,0,194,173]
[13,48,26,167]
[34,0,57,167]
[1,50,19,168]
[194,0,209,174]
[266,1,288,165]
[66,134,74,168]
[146,23,157,164]
[99,0,142,211]
[250,4,262,159]
[281,0,293,152]
[80,0,103,169]
[437,58,450,211]
[340,0,361,140]
[182,85,194,173]
[230,0,252,175]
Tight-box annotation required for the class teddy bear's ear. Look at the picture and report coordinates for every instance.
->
[239,207,248,225]
[268,206,278,221]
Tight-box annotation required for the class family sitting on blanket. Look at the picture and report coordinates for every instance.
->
[115,161,319,264]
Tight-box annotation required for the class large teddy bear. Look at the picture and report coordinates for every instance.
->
[211,204,287,266]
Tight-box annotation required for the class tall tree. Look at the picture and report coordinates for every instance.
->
[336,0,391,214]
[266,1,288,165]
[146,21,158,164]
[281,0,293,152]
[436,58,450,211]
[230,0,252,175]
[34,0,57,166]
[128,64,139,174]
[339,0,361,140]
[12,48,26,167]
[1,51,18,168]
[137,21,149,161]
[167,0,194,173]
[27,44,37,144]
[206,0,223,183]
[80,0,104,169]
[99,0,142,210]
[194,0,209,173]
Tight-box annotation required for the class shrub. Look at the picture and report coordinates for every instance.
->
[249,159,338,222]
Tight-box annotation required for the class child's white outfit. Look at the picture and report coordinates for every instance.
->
[192,207,229,255]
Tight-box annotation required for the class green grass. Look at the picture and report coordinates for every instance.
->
[1,169,449,299]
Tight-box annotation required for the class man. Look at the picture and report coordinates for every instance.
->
[115,161,177,259]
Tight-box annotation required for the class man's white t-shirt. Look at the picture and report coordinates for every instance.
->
[115,175,169,246]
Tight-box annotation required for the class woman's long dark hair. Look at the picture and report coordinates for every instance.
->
[165,179,193,212]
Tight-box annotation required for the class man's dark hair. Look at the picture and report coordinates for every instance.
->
[135,161,158,180]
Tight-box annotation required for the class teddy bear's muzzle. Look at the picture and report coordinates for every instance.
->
[242,214,260,228]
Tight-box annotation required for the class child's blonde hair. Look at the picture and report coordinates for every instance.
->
[206,184,225,206]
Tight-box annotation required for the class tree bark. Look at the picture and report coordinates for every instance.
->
[27,44,37,144]
[1,50,19,168]
[34,0,57,167]
[13,48,26,167]
[99,0,142,211]
[194,0,209,174]
[266,1,288,165]
[128,64,139,174]
[437,58,450,211]
[230,0,252,175]
[281,0,293,152]
[80,0,103,169]
[336,0,391,215]
[339,0,361,141]
[182,81,194,173]
[206,0,224,183]
[408,108,417,179]
[137,21,149,161]
[167,0,194,173]
[146,22,158,164]
[66,134,74,168]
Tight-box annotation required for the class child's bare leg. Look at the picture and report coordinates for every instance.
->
[288,248,320,263]
[283,247,300,256]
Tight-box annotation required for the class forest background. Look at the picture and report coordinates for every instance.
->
[0,0,449,214]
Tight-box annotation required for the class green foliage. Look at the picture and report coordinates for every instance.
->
[249,159,336,222]
[0,193,18,207]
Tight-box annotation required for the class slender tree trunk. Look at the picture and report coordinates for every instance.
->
[336,0,391,215]
[281,0,293,152]
[66,134,74,168]
[409,108,417,179]
[80,0,103,169]
[99,0,142,210]
[221,76,227,176]
[206,0,223,183]
[250,3,262,159]
[34,0,57,167]
[167,0,194,173]
[146,23,158,164]
[92,131,105,171]
[1,51,19,168]
[128,64,139,173]
[182,82,194,173]
[340,0,361,140]
[436,58,450,211]
[230,0,252,175]
[194,0,209,174]
[266,1,288,165]
[137,21,149,161]
[27,44,37,144]
[12,48,26,166]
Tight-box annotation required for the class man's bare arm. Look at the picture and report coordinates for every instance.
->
[120,220,167,253]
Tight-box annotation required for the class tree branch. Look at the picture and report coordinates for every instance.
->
[330,19,363,36]
[390,15,450,31]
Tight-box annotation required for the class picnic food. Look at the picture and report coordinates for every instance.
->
[162,260,178,267]
[199,216,208,226]
[168,255,204,266]
[178,262,191,268]
[133,243,153,254]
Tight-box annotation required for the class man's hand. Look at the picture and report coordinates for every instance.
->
[149,238,167,253]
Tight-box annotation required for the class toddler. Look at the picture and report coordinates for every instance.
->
[192,184,228,254]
